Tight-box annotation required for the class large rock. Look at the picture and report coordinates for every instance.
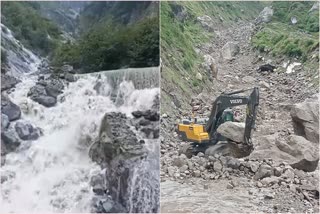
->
[250,134,319,172]
[221,42,240,60]
[217,121,245,143]
[290,97,319,144]
[1,73,20,91]
[89,112,158,212]
[28,85,57,107]
[28,76,64,107]
[15,121,41,141]
[256,6,273,24]
[284,135,319,172]
[1,128,21,152]
[1,94,21,121]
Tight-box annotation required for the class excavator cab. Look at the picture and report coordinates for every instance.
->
[177,87,259,156]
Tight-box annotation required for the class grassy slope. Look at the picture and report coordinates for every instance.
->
[251,1,319,83]
[161,2,265,113]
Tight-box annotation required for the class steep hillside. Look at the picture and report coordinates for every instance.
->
[160,1,265,113]
[79,1,158,33]
[251,1,319,83]
[52,1,159,72]
[1,1,62,56]
[37,1,89,36]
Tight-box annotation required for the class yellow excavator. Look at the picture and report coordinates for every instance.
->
[177,87,259,157]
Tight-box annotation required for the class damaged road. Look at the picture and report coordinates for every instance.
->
[160,17,319,213]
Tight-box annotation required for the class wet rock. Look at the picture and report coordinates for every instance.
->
[14,121,41,141]
[89,112,157,212]
[1,73,20,91]
[1,114,9,131]
[28,85,57,107]
[132,110,160,121]
[64,73,76,82]
[217,121,245,143]
[290,97,319,144]
[254,163,273,180]
[44,78,64,98]
[1,94,21,121]
[221,42,240,60]
[90,174,106,195]
[61,64,74,73]
[256,6,273,24]
[1,128,21,152]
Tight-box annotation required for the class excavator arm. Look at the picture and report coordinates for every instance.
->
[205,87,259,148]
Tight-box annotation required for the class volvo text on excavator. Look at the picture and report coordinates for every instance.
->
[177,87,259,157]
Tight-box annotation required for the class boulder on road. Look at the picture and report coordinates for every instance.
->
[250,134,319,172]
[285,135,319,172]
[217,121,245,143]
[1,94,21,121]
[290,96,319,144]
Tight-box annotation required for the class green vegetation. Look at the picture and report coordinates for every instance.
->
[1,1,62,56]
[252,2,319,61]
[161,1,264,105]
[53,17,159,72]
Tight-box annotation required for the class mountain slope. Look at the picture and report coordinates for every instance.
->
[1,1,62,56]
[160,1,265,113]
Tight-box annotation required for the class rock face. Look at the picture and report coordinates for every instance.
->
[217,121,245,143]
[221,42,240,60]
[1,73,20,91]
[27,76,64,107]
[15,121,41,141]
[290,97,319,144]
[89,112,159,213]
[256,6,273,24]
[1,94,21,121]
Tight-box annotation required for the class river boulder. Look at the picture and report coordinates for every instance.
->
[1,94,21,121]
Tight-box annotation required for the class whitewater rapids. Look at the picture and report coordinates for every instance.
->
[0,68,159,212]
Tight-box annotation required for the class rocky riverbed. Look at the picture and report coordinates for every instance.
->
[1,61,160,212]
